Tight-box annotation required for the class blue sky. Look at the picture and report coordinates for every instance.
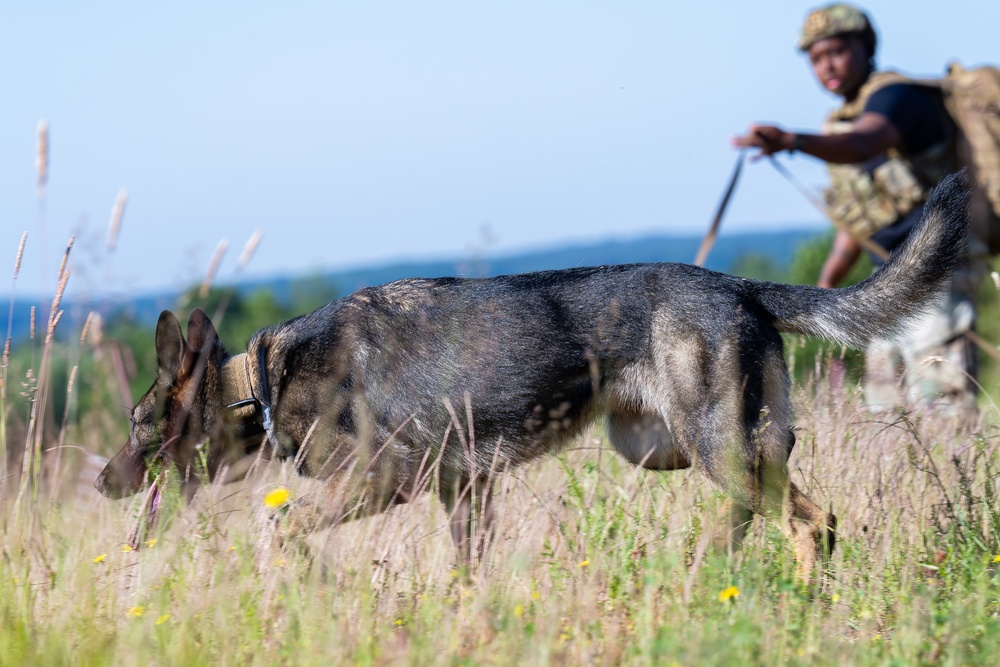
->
[2,1,998,298]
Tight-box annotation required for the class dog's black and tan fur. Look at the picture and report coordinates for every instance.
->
[97,174,971,579]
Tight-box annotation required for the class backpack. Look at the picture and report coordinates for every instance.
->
[939,63,1000,253]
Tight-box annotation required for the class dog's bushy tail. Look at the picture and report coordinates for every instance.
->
[754,171,970,349]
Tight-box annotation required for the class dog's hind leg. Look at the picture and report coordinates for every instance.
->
[607,409,755,556]
[785,482,837,580]
[685,394,833,581]
[438,474,495,568]
[749,345,834,581]
[702,440,835,582]
[712,429,796,556]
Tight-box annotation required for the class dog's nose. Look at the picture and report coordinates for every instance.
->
[94,459,135,499]
[94,467,116,498]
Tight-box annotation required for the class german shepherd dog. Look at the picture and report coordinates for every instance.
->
[96,174,970,579]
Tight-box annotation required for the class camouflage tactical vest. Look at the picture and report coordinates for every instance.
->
[823,71,956,240]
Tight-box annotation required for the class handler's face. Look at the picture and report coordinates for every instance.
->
[807,35,869,97]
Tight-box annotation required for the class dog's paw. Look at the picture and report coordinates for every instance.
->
[268,499,321,547]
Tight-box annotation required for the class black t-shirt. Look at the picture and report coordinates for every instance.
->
[869,203,921,266]
[862,82,952,264]
[863,83,950,156]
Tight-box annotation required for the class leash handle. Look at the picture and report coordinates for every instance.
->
[694,151,745,267]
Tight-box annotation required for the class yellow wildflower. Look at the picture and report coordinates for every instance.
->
[578,560,590,568]
[92,554,107,564]
[156,614,171,625]
[531,590,541,601]
[718,585,740,602]
[513,604,525,617]
[127,606,145,618]
[831,593,841,603]
[145,538,157,548]
[121,545,133,553]
[992,554,1000,563]
[263,487,291,509]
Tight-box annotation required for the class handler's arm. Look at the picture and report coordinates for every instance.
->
[818,231,863,288]
[732,112,901,164]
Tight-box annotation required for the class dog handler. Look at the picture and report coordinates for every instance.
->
[732,3,983,415]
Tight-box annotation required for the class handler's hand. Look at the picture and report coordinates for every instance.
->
[731,124,794,158]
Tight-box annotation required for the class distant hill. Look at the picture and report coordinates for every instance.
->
[241,228,819,302]
[3,228,819,341]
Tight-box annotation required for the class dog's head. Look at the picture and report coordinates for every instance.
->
[95,309,258,514]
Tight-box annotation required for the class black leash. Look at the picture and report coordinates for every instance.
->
[257,344,277,448]
[694,151,745,267]
[223,346,277,449]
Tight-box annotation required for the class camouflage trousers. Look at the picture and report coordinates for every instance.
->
[864,269,979,416]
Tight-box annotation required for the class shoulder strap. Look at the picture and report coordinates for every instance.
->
[829,71,916,122]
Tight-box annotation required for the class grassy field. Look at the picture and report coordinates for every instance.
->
[3,309,1000,667]
[3,219,1000,665]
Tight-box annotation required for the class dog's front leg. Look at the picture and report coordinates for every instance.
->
[268,467,373,548]
[270,459,412,546]
[711,498,754,557]
[270,496,326,541]
[438,474,495,569]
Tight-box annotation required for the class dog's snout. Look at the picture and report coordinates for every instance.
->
[94,465,124,499]
[95,445,145,499]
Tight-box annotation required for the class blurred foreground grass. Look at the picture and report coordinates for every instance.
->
[2,355,1000,665]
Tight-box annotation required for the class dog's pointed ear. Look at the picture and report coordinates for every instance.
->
[186,308,220,355]
[155,311,184,380]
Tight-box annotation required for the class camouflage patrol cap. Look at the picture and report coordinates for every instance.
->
[798,4,875,52]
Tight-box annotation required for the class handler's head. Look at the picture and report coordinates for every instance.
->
[799,4,878,96]
[798,4,876,54]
